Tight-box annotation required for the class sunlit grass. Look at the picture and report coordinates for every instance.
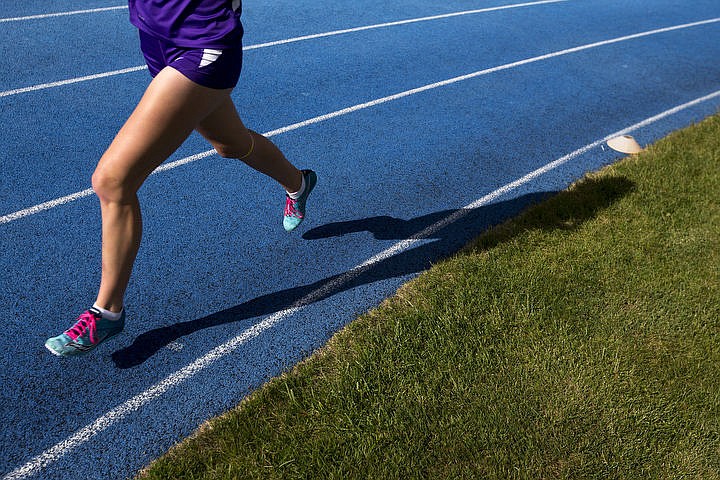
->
[140,113,720,479]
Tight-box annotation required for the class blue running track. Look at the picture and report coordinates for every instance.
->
[1,1,719,478]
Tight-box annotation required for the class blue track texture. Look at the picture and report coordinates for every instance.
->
[1,1,719,478]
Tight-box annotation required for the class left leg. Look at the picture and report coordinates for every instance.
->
[197,96,318,231]
[196,96,302,193]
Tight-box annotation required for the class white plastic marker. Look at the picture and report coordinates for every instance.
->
[4,83,720,480]
[2,15,720,225]
[0,0,565,98]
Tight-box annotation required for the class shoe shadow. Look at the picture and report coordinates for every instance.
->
[112,175,634,368]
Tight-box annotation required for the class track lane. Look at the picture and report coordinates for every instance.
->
[1,0,720,478]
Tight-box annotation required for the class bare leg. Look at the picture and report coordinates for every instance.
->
[92,68,234,312]
[196,97,303,193]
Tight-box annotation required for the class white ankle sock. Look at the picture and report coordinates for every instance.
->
[92,303,123,321]
[287,174,306,200]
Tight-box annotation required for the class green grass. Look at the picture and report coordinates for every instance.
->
[140,114,720,479]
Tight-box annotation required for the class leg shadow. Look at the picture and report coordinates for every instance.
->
[112,175,633,368]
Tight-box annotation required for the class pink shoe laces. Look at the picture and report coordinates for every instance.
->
[64,310,100,344]
[284,196,302,218]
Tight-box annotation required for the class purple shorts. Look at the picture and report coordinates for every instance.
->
[139,30,243,90]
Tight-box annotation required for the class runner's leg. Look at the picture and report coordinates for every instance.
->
[195,96,303,193]
[92,67,234,312]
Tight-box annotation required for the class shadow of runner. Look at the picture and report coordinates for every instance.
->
[112,176,633,368]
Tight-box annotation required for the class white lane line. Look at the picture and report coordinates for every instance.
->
[0,189,96,224]
[0,150,215,225]
[0,0,564,98]
[0,6,127,23]
[5,87,720,480]
[0,66,148,99]
[2,16,719,226]
[356,90,720,268]
[244,0,567,50]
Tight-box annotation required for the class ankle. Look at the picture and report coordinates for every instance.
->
[287,171,306,199]
[92,302,124,320]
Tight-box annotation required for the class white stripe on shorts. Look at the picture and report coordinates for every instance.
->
[200,49,223,68]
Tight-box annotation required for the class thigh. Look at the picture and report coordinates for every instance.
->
[195,95,250,153]
[96,67,233,192]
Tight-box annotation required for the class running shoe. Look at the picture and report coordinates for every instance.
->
[45,307,125,357]
[283,169,317,232]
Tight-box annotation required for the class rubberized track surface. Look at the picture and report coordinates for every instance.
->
[2,1,719,478]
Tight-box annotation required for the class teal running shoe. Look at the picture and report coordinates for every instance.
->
[45,307,125,357]
[283,169,317,232]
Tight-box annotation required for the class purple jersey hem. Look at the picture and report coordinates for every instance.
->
[128,0,244,49]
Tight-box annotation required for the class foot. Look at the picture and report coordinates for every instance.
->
[45,307,125,357]
[283,169,317,232]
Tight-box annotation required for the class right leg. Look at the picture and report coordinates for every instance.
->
[196,96,303,193]
[46,67,235,357]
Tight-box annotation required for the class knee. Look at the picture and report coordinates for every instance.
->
[91,166,135,203]
[213,130,255,159]
[213,144,240,159]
